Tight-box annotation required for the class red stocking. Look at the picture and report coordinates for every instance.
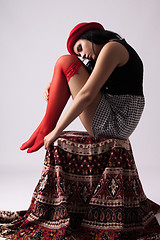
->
[20,55,83,153]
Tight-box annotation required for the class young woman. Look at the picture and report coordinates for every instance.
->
[1,22,160,240]
[20,22,145,153]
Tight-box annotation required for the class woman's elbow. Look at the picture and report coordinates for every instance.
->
[81,91,95,106]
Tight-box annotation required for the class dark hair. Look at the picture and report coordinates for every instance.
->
[80,29,121,44]
[79,29,122,73]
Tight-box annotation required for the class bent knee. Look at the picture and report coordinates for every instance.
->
[56,54,80,67]
[55,55,86,82]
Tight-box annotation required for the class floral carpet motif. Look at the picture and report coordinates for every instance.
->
[0,131,160,239]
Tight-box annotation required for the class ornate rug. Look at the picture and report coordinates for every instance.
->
[0,131,160,239]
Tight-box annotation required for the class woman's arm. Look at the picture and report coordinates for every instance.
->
[44,42,125,149]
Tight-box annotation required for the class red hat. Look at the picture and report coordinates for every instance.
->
[67,22,104,55]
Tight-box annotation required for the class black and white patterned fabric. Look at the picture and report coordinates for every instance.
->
[91,93,145,139]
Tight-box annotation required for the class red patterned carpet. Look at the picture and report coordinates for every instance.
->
[0,131,160,239]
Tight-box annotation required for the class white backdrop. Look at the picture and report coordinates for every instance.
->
[0,0,160,212]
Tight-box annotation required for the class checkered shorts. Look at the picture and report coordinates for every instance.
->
[91,93,145,139]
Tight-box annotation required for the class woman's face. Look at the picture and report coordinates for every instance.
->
[73,39,102,60]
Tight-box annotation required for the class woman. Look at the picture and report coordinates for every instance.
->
[1,22,160,240]
[20,22,145,153]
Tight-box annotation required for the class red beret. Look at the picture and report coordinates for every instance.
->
[67,22,104,55]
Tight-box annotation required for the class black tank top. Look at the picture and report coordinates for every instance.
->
[101,39,144,96]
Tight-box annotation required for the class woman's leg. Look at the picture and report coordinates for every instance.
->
[20,55,102,153]
[67,65,102,136]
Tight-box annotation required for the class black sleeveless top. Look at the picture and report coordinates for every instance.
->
[101,39,144,97]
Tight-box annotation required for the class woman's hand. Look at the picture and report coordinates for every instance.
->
[44,128,61,151]
[43,82,51,101]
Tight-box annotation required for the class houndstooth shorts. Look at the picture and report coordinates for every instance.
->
[91,93,145,139]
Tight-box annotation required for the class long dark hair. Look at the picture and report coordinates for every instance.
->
[79,29,122,73]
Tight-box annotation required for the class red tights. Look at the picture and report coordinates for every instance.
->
[20,55,83,153]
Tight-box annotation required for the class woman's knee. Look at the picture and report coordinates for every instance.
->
[56,54,80,69]
[56,55,85,82]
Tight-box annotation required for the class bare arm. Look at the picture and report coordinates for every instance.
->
[44,42,125,149]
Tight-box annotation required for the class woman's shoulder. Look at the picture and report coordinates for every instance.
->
[107,38,143,66]
[101,39,130,67]
[102,39,129,53]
